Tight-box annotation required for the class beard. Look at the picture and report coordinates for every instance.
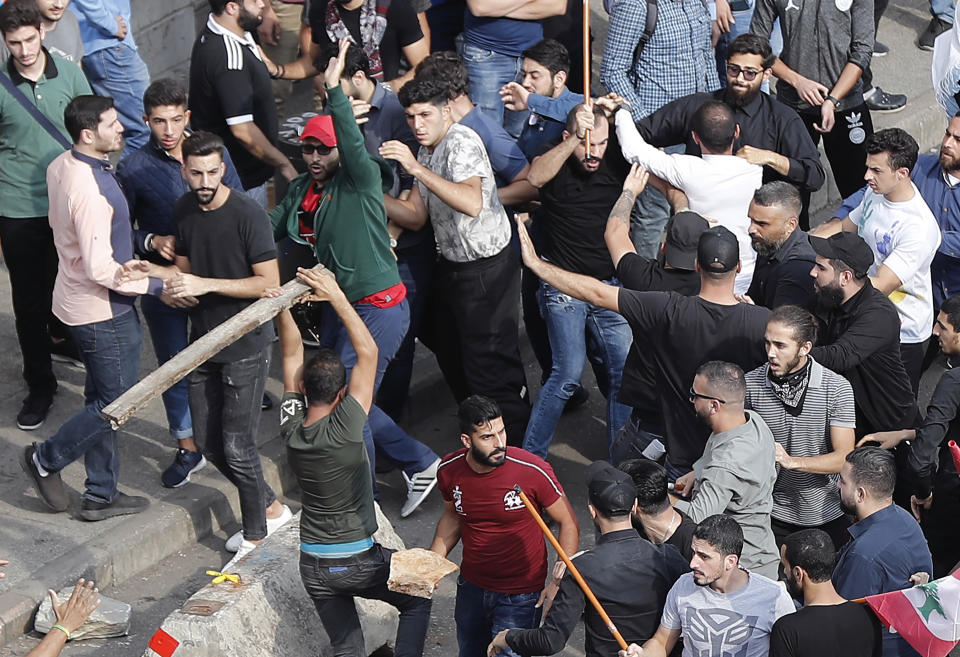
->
[470,444,506,468]
[195,185,219,205]
[838,492,857,517]
[784,572,803,599]
[814,284,845,311]
[238,7,263,32]
[751,234,784,259]
[939,150,960,174]
[724,82,762,108]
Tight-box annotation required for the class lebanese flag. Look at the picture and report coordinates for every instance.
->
[864,569,960,657]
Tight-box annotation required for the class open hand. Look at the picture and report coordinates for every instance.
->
[379,140,418,173]
[51,579,101,635]
[499,81,530,111]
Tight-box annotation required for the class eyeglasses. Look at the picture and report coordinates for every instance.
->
[301,143,334,156]
[689,387,727,404]
[725,64,762,81]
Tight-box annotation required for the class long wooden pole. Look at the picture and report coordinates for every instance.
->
[582,0,591,154]
[513,485,629,651]
[101,272,317,429]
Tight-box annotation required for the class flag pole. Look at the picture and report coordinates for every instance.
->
[513,485,628,650]
[582,0,591,155]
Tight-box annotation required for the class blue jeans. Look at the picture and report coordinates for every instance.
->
[932,0,954,22]
[140,295,192,439]
[189,347,277,541]
[377,238,437,420]
[244,182,269,210]
[523,280,632,458]
[36,309,142,503]
[81,44,150,158]
[300,545,432,657]
[457,35,529,138]
[455,575,542,657]
[321,300,438,480]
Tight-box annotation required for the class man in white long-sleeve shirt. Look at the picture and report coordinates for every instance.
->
[616,101,763,293]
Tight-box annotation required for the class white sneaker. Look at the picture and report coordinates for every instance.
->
[400,458,440,518]
[224,504,293,552]
[223,539,257,572]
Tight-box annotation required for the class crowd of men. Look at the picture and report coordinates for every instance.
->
[3,0,960,656]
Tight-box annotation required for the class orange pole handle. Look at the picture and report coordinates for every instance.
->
[514,485,628,650]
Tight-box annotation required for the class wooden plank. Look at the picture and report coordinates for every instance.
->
[101,274,315,429]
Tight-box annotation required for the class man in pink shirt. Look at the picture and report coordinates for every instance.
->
[21,95,176,521]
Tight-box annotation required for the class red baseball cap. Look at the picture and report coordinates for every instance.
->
[299,115,337,147]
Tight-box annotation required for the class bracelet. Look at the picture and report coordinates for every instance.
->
[52,624,71,640]
[825,94,840,109]
[271,64,285,80]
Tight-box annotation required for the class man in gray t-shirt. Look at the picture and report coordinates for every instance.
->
[382,77,530,441]
[677,361,780,580]
[0,0,84,66]
[622,515,794,657]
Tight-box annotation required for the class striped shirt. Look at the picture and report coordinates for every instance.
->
[745,358,855,526]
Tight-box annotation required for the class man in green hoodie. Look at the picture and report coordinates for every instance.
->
[270,38,440,517]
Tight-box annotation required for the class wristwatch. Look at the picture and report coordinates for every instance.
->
[825,95,841,110]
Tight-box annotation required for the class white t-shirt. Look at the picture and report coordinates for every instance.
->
[661,571,795,657]
[849,184,941,343]
[615,110,763,294]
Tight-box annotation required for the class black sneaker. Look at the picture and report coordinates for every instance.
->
[17,393,53,431]
[20,444,68,511]
[78,492,149,521]
[873,41,889,56]
[919,16,952,50]
[865,87,907,112]
[49,339,84,369]
[160,448,206,488]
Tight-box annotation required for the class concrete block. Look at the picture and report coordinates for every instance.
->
[142,506,404,657]
[35,589,131,640]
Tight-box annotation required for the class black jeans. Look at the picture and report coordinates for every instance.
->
[299,544,432,657]
[188,347,277,541]
[422,247,530,443]
[0,216,69,396]
[799,102,874,200]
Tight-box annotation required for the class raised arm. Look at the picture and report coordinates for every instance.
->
[296,266,379,412]
[528,104,593,188]
[517,216,621,311]
[605,164,648,267]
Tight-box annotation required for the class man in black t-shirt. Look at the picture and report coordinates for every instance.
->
[772,529,881,657]
[620,458,697,562]
[168,132,289,565]
[605,174,708,465]
[517,219,770,478]
[189,0,297,206]
[521,103,633,459]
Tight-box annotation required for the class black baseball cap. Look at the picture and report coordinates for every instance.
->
[809,232,874,278]
[665,211,710,271]
[697,225,740,273]
[586,461,637,516]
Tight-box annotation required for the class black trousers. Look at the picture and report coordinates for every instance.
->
[0,216,69,397]
[861,0,889,92]
[800,102,874,201]
[920,467,960,578]
[422,247,530,443]
[900,339,929,399]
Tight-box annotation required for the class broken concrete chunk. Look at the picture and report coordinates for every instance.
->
[388,548,458,599]
[35,589,130,640]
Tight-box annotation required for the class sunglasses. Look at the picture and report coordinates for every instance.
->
[301,143,334,155]
[725,64,763,82]
[689,387,727,404]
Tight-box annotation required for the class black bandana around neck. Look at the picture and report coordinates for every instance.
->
[767,359,812,416]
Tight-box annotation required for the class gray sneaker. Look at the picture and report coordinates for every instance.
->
[21,444,68,511]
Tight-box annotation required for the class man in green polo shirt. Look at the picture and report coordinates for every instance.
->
[0,0,90,430]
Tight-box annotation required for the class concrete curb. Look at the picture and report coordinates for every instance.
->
[0,434,297,649]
